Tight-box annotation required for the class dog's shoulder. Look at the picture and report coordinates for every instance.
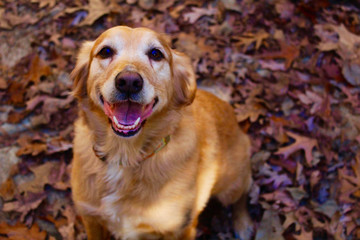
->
[192,89,237,124]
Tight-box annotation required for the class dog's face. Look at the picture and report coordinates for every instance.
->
[71,26,196,138]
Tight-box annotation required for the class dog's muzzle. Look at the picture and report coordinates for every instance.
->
[115,71,143,98]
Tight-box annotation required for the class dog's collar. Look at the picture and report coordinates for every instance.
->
[142,135,171,160]
[92,135,171,162]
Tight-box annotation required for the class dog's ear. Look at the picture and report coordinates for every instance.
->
[171,50,197,107]
[71,41,94,99]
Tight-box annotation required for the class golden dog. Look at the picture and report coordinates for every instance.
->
[70,26,252,240]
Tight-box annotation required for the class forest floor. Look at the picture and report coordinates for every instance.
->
[0,0,360,239]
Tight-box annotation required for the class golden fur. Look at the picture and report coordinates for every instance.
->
[70,26,252,240]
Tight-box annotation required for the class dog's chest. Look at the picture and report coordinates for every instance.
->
[100,165,188,238]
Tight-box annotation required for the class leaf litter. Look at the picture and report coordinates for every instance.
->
[0,0,360,239]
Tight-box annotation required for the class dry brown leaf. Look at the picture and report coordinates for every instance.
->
[0,146,20,185]
[341,154,360,189]
[0,76,7,89]
[294,226,313,240]
[2,192,47,221]
[275,131,318,166]
[16,136,47,157]
[138,0,155,10]
[17,161,60,193]
[315,24,360,85]
[0,8,11,29]
[315,24,360,61]
[339,105,360,141]
[78,0,110,26]
[0,222,47,240]
[183,6,217,24]
[219,0,242,12]
[234,30,270,51]
[7,82,26,106]
[0,178,16,201]
[261,190,297,211]
[3,196,44,213]
[2,13,39,28]
[25,54,51,85]
[26,95,75,123]
[255,210,284,240]
[7,110,29,124]
[275,0,295,19]
[258,41,300,69]
[31,0,56,8]
[297,90,324,114]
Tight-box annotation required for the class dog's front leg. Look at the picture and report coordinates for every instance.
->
[232,195,254,240]
[178,217,198,240]
[82,215,110,240]
[179,227,196,240]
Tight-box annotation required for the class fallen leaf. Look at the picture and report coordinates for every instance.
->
[261,190,297,211]
[275,0,295,19]
[234,100,267,122]
[138,0,155,10]
[0,178,16,201]
[314,199,339,218]
[7,82,26,106]
[2,192,46,221]
[342,61,360,86]
[297,90,324,114]
[16,135,47,157]
[234,30,270,51]
[286,186,309,203]
[0,76,7,89]
[294,226,313,240]
[0,222,47,240]
[218,0,242,13]
[315,24,360,61]
[46,137,72,155]
[0,8,11,29]
[74,0,111,26]
[275,131,318,166]
[258,41,300,69]
[233,80,268,123]
[339,105,360,140]
[25,54,51,85]
[183,6,217,24]
[31,0,56,8]
[26,95,75,123]
[17,161,60,193]
[255,209,284,240]
[0,146,20,184]
[315,24,360,86]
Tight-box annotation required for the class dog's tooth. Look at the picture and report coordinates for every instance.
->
[113,116,119,126]
[134,117,140,127]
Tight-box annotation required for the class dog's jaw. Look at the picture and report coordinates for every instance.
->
[101,96,159,138]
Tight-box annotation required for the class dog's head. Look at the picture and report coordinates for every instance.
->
[71,26,196,138]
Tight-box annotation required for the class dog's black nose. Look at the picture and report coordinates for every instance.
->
[115,71,143,94]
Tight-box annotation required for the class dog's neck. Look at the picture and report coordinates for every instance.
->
[93,135,171,163]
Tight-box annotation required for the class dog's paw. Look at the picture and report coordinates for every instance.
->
[234,224,254,240]
[233,214,254,240]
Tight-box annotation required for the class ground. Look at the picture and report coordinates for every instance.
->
[0,0,360,239]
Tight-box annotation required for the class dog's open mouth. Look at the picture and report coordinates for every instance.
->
[102,96,158,137]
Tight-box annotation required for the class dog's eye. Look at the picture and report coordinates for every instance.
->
[98,47,114,59]
[148,48,164,61]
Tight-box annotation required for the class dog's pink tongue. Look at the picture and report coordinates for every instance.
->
[114,101,143,125]
[104,101,143,125]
